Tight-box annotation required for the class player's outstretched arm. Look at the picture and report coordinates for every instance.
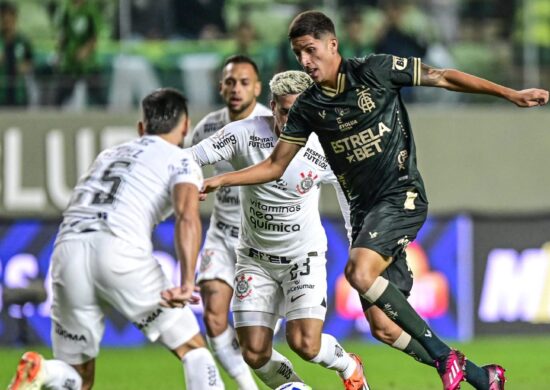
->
[419,62,549,107]
[161,182,202,308]
[202,140,301,194]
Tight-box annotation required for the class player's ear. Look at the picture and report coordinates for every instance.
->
[254,81,261,98]
[270,99,276,113]
[180,115,190,137]
[329,37,338,54]
[137,121,145,137]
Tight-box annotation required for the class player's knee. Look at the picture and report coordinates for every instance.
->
[240,345,271,369]
[344,260,375,292]
[287,332,321,361]
[202,310,228,337]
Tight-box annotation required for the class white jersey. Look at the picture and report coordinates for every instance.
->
[190,103,271,227]
[57,135,203,252]
[192,115,350,260]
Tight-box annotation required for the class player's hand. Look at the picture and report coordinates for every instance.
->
[201,176,224,196]
[160,283,200,308]
[510,88,549,107]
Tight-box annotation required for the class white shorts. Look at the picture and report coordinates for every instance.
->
[232,249,327,328]
[196,220,239,287]
[50,231,200,364]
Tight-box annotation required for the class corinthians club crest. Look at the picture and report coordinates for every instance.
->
[296,170,318,194]
[235,274,253,300]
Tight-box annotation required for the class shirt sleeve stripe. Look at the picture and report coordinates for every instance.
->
[280,134,307,146]
[414,57,421,86]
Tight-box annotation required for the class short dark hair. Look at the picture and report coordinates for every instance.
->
[288,11,336,40]
[0,1,17,15]
[141,88,188,135]
[222,54,260,78]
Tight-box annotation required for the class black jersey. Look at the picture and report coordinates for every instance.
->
[281,54,427,222]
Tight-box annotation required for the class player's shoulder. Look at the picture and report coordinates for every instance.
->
[304,133,325,153]
[224,114,272,135]
[192,108,229,139]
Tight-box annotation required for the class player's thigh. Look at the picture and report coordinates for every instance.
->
[200,279,234,315]
[196,228,238,288]
[50,237,103,365]
[352,192,426,310]
[93,233,199,347]
[282,252,328,322]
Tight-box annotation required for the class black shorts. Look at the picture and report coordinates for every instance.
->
[351,190,428,311]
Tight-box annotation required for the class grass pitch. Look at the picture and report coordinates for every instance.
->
[1,335,549,389]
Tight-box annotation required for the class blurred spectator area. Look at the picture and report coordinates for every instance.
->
[2,0,549,111]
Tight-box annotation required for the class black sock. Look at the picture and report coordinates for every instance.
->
[464,361,489,389]
[364,278,451,360]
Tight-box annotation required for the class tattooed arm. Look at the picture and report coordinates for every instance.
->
[419,63,549,107]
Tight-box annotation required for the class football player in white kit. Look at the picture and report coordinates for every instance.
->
[8,88,224,390]
[189,55,271,390]
[192,71,369,390]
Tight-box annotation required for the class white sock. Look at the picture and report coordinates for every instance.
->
[208,326,258,390]
[309,333,357,379]
[182,347,225,389]
[254,349,302,388]
[42,359,82,390]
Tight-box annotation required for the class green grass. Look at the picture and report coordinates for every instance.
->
[2,335,549,389]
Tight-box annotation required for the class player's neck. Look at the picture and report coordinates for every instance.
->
[229,102,257,122]
[157,132,181,146]
[319,55,343,89]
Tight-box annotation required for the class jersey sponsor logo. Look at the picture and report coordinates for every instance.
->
[398,150,409,171]
[296,170,318,195]
[211,129,237,150]
[54,323,87,342]
[303,147,328,168]
[133,308,163,330]
[248,247,291,264]
[270,178,288,191]
[392,56,408,71]
[204,121,224,134]
[248,199,301,232]
[169,157,191,176]
[356,87,376,114]
[234,274,253,300]
[335,107,350,117]
[248,135,275,148]
[216,220,239,238]
[286,283,315,295]
[215,186,239,205]
[330,122,392,163]
[318,110,327,119]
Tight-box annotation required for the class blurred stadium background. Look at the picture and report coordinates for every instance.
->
[1,0,550,388]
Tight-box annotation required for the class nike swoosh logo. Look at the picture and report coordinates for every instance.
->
[290,294,306,303]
